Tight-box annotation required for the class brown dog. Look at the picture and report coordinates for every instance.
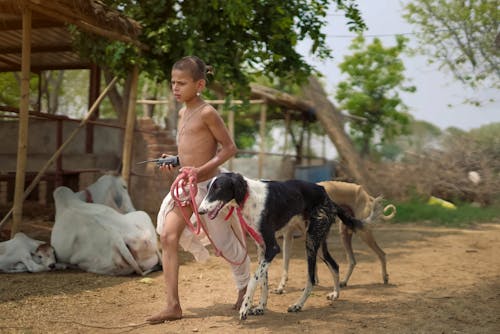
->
[275,181,396,293]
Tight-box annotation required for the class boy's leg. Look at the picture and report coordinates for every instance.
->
[147,206,191,324]
[205,214,251,309]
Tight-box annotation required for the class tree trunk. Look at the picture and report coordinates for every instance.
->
[302,76,376,194]
[103,70,132,125]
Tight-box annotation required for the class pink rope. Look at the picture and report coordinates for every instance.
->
[169,169,249,265]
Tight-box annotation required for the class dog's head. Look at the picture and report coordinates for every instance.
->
[198,172,247,220]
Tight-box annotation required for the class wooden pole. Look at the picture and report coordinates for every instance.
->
[283,111,290,155]
[86,64,101,153]
[11,7,32,237]
[121,65,139,185]
[227,108,235,171]
[258,103,267,179]
[1,77,119,231]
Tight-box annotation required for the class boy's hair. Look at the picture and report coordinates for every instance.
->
[172,56,214,81]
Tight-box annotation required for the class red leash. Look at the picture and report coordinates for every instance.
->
[169,168,253,265]
[224,194,264,246]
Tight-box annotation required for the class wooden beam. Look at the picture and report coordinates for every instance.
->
[26,1,146,50]
[137,99,265,105]
[0,19,64,31]
[250,83,313,112]
[0,44,74,54]
[258,103,267,179]
[121,65,139,186]
[227,108,235,171]
[11,6,32,237]
[86,64,101,153]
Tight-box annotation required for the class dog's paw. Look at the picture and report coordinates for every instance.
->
[273,287,284,294]
[248,307,265,316]
[340,281,347,288]
[239,310,248,320]
[326,291,339,301]
[287,304,302,312]
[383,274,389,284]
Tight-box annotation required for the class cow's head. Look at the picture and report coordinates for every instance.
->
[32,243,56,270]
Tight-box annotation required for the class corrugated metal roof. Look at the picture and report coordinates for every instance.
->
[0,0,142,72]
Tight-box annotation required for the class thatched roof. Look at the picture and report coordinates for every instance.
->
[0,0,143,72]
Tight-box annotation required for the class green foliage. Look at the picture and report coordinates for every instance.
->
[392,198,500,227]
[468,123,500,160]
[73,0,365,96]
[441,122,500,172]
[0,73,21,107]
[335,35,416,157]
[403,0,499,93]
[0,73,42,112]
[379,118,443,161]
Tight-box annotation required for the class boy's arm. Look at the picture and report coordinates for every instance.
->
[196,108,237,179]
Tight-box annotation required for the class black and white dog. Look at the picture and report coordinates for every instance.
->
[198,172,366,320]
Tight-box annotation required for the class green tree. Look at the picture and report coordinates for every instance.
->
[404,0,499,92]
[72,0,366,121]
[335,35,416,157]
[468,122,500,166]
[379,118,442,161]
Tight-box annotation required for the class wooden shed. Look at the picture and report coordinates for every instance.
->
[0,0,143,236]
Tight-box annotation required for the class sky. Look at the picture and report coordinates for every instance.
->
[296,0,500,132]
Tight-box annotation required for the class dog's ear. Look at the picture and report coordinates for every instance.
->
[231,173,247,205]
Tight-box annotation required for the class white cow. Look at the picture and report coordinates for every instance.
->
[0,232,56,273]
[51,186,161,276]
[76,173,136,213]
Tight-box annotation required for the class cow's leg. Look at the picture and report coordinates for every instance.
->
[23,257,48,273]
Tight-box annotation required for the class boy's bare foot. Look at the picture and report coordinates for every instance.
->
[232,286,247,310]
[146,306,182,324]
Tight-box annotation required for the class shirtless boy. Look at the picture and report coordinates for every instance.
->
[147,56,251,324]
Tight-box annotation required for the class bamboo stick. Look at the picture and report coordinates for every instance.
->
[121,65,139,185]
[258,104,267,179]
[11,7,32,237]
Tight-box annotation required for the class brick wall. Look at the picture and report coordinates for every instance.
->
[129,118,177,219]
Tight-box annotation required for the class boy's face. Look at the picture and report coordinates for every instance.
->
[171,69,203,102]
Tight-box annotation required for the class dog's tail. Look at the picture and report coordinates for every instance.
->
[367,196,397,223]
[333,202,365,232]
[382,203,397,220]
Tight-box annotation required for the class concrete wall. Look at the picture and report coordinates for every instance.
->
[0,119,123,172]
[0,118,334,224]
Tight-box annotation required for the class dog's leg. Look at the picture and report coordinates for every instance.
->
[248,269,268,316]
[339,223,356,287]
[239,259,270,320]
[275,228,293,294]
[318,238,340,301]
[357,227,389,284]
[288,219,327,312]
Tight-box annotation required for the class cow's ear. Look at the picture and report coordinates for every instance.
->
[114,191,123,209]
[232,173,247,205]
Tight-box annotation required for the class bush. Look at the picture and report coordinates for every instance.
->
[391,198,500,227]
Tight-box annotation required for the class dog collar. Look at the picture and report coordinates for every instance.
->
[84,189,93,203]
[224,191,264,246]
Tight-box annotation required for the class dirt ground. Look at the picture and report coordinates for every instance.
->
[1,219,499,334]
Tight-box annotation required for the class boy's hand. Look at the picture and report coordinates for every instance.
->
[158,154,180,171]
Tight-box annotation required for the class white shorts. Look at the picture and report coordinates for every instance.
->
[156,177,250,290]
